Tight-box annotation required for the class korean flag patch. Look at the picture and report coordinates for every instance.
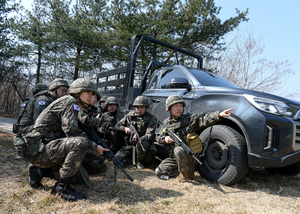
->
[38,101,46,105]
[74,104,79,111]
[21,103,26,107]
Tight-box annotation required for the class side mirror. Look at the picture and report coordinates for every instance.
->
[170,78,191,90]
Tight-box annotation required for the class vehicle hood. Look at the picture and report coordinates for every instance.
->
[195,86,300,106]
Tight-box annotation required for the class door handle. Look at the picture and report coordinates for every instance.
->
[152,98,160,103]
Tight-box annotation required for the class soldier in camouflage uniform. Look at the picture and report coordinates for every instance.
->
[78,94,101,127]
[14,80,69,159]
[78,92,108,175]
[48,78,70,99]
[23,78,109,201]
[155,95,233,180]
[13,83,49,158]
[13,83,49,134]
[96,95,107,118]
[115,96,157,169]
[19,79,69,130]
[98,96,124,154]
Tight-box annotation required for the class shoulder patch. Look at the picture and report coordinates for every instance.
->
[74,104,79,111]
[21,103,26,107]
[38,101,46,105]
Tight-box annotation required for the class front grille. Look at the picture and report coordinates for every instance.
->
[293,123,300,151]
[293,110,300,121]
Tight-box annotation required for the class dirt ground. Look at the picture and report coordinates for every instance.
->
[1,131,300,213]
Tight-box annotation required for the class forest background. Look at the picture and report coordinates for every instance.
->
[1,0,298,115]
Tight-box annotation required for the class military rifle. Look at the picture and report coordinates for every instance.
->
[158,121,202,165]
[101,123,114,139]
[78,120,134,182]
[126,117,145,152]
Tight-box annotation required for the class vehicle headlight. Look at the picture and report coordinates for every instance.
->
[244,95,298,117]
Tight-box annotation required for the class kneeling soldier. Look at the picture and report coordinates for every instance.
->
[23,78,108,201]
[115,96,157,169]
[155,95,233,180]
[98,96,124,154]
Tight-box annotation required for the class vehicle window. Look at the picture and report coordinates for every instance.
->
[189,68,240,88]
[158,69,189,89]
[147,71,160,89]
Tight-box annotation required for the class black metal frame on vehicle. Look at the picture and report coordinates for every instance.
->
[96,34,203,109]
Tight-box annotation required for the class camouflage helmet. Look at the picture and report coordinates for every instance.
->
[105,96,118,106]
[133,96,150,108]
[165,95,185,111]
[100,95,108,103]
[49,78,69,91]
[68,78,98,96]
[32,83,48,95]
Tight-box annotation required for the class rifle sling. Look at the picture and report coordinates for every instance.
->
[79,165,118,193]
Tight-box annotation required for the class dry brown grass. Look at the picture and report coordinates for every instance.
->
[1,130,300,213]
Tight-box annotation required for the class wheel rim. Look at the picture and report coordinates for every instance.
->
[205,140,229,172]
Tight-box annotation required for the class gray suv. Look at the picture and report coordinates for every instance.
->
[142,64,300,185]
[97,35,300,185]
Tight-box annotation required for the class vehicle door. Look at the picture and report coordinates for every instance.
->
[143,67,194,122]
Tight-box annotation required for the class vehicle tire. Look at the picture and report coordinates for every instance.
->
[196,125,249,185]
[265,164,300,176]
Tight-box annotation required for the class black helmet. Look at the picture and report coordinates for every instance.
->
[32,83,48,95]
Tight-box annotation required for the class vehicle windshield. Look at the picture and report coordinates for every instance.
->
[189,68,240,88]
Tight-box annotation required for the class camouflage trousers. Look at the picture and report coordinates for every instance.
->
[155,146,197,178]
[115,141,157,165]
[27,136,88,178]
[103,131,124,154]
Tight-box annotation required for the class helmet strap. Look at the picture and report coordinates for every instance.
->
[54,89,60,98]
[75,95,89,107]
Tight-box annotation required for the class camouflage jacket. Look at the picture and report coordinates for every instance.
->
[16,98,30,124]
[19,90,55,128]
[98,110,124,132]
[115,111,157,145]
[24,95,97,151]
[78,105,101,127]
[156,111,220,156]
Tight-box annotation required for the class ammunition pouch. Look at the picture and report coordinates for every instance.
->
[186,133,203,154]
[13,135,27,159]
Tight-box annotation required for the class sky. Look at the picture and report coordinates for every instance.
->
[20,0,300,101]
[213,0,300,101]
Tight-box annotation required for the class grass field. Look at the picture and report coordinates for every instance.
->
[1,131,300,213]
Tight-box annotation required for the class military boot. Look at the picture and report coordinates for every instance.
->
[29,164,44,189]
[29,164,55,189]
[177,166,194,180]
[51,177,86,201]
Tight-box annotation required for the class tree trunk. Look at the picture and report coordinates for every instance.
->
[36,44,42,84]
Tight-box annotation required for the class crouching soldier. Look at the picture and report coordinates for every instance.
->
[155,95,233,180]
[78,93,101,127]
[13,83,49,158]
[115,96,157,169]
[78,91,107,175]
[23,78,108,201]
[98,96,124,154]
[14,79,69,159]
